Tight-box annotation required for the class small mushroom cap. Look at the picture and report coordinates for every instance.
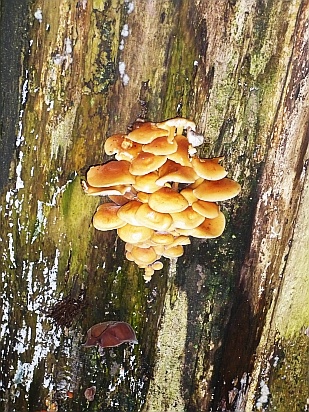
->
[104,134,125,155]
[115,140,143,162]
[136,191,150,203]
[125,251,135,262]
[179,187,198,205]
[117,224,154,243]
[171,207,205,229]
[188,177,204,189]
[142,136,178,155]
[151,261,164,270]
[152,244,165,255]
[101,322,137,347]
[131,246,157,264]
[191,157,227,180]
[193,178,241,201]
[129,152,167,175]
[190,211,226,238]
[83,322,110,347]
[157,117,196,135]
[165,235,191,249]
[135,203,173,231]
[148,187,189,213]
[117,200,143,225]
[84,321,138,348]
[156,160,198,186]
[82,182,130,196]
[133,172,160,193]
[162,244,184,258]
[127,122,169,144]
[144,266,155,281]
[87,160,135,187]
[84,386,96,402]
[191,200,220,218]
[150,231,175,245]
[93,203,126,231]
[167,135,191,166]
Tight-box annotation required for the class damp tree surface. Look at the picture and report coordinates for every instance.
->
[0,0,308,411]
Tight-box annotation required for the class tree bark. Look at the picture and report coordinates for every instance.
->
[0,0,308,411]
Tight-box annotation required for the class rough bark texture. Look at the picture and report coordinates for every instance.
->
[0,0,308,411]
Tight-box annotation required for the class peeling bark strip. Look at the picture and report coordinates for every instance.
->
[0,0,309,411]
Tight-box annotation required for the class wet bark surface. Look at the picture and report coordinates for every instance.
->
[0,0,309,411]
[0,0,30,189]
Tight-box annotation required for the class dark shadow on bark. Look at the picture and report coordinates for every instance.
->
[0,0,31,191]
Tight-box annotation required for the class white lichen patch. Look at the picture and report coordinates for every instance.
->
[121,24,130,37]
[118,61,130,86]
[34,8,43,23]
[49,105,77,159]
[255,379,270,410]
[124,0,134,14]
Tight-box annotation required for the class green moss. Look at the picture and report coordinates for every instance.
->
[268,333,309,412]
[55,175,98,275]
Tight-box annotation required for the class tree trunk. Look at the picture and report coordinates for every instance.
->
[0,0,308,411]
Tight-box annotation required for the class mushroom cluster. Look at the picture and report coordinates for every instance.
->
[83,117,241,281]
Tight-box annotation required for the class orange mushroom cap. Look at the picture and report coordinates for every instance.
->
[150,231,175,245]
[136,191,150,203]
[167,135,191,166]
[190,211,226,238]
[179,187,198,205]
[151,261,164,270]
[144,266,155,281]
[129,152,167,175]
[127,122,169,144]
[93,203,126,231]
[115,140,143,162]
[131,246,158,265]
[193,178,241,201]
[156,160,198,186]
[191,157,227,181]
[82,181,131,196]
[133,172,160,193]
[162,244,184,258]
[135,203,173,231]
[104,134,125,155]
[165,235,191,249]
[117,200,143,225]
[87,160,135,187]
[171,207,205,230]
[142,136,178,155]
[117,224,154,243]
[191,200,220,218]
[148,187,188,213]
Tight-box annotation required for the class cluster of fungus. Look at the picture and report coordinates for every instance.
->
[83,117,241,281]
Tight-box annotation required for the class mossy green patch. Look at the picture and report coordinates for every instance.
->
[273,178,309,338]
[268,332,309,412]
[52,175,99,275]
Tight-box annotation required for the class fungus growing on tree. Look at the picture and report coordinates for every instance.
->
[83,117,241,282]
[83,321,137,348]
[84,386,96,402]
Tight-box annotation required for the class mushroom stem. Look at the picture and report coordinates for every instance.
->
[172,182,179,191]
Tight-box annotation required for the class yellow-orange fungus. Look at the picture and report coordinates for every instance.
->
[85,117,241,281]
